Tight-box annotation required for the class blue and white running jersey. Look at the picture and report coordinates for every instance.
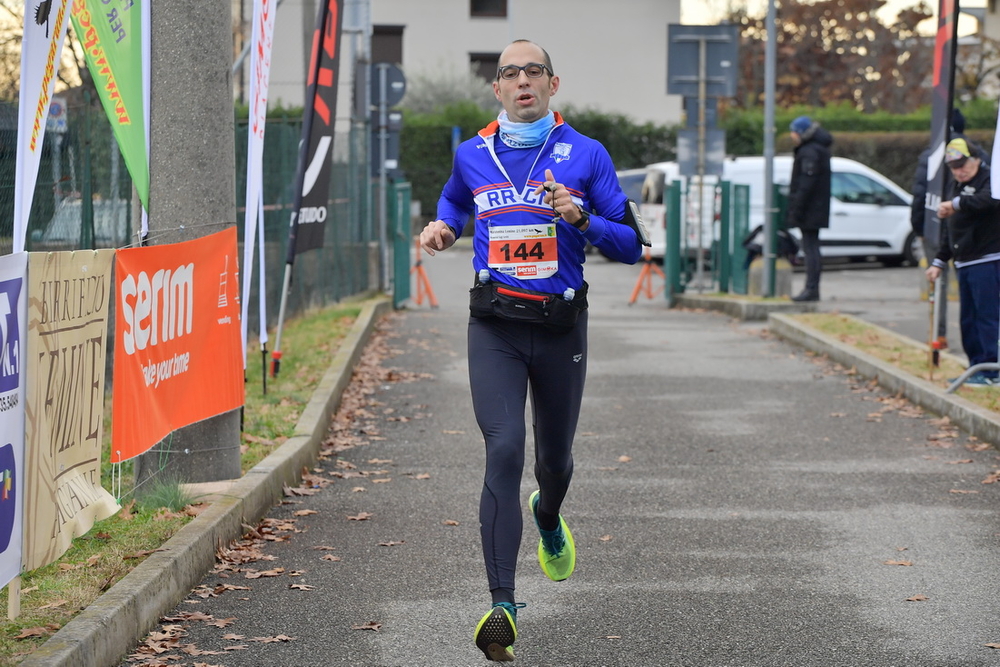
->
[436,113,642,295]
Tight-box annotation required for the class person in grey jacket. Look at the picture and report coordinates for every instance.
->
[786,116,833,302]
[926,138,1000,385]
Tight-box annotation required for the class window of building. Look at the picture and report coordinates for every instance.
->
[470,52,501,81]
[471,0,507,18]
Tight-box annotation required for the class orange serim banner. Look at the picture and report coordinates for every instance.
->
[111,228,244,463]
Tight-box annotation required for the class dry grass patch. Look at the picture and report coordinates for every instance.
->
[792,312,1000,412]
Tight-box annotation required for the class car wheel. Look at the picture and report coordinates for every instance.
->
[903,231,920,266]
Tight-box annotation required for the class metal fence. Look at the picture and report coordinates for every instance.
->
[0,98,378,331]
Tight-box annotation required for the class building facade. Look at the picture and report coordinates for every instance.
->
[256,0,683,127]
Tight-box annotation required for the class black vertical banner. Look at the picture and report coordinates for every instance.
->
[285,0,344,262]
[924,0,959,246]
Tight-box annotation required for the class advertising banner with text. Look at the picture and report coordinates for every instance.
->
[112,228,244,462]
[0,253,27,587]
[69,0,149,210]
[286,0,344,258]
[13,0,70,252]
[924,0,959,245]
[23,250,118,572]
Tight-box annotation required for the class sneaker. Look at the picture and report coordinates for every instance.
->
[474,602,525,662]
[528,490,576,581]
[965,373,996,387]
[949,373,996,387]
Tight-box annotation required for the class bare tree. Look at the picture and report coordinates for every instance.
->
[729,0,934,113]
[0,0,85,101]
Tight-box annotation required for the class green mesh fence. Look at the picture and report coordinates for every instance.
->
[0,99,377,332]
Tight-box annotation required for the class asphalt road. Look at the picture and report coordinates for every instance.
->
[120,252,1000,667]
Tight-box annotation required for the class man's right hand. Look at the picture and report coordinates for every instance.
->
[419,220,457,256]
[926,265,942,282]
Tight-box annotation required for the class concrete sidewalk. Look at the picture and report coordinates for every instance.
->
[29,252,1000,666]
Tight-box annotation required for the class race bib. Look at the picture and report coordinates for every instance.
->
[487,223,559,279]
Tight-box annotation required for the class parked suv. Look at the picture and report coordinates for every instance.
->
[640,156,919,266]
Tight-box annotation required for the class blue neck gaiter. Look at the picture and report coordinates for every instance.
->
[497,111,555,148]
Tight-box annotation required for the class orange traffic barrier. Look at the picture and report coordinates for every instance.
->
[629,249,665,304]
[411,239,439,308]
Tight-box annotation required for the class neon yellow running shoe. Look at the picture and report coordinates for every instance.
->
[474,602,525,661]
[528,490,576,581]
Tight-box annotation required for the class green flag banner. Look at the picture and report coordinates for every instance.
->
[70,0,148,210]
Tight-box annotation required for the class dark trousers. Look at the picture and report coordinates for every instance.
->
[799,229,822,293]
[467,312,587,592]
[957,261,1000,379]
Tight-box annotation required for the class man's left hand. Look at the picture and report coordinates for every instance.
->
[534,168,587,229]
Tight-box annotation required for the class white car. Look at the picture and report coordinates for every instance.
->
[639,156,920,266]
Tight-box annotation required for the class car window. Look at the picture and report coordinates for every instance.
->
[617,173,645,203]
[831,172,905,206]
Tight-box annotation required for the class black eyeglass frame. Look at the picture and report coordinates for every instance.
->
[496,62,553,81]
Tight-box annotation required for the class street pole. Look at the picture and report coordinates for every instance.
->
[135,0,241,488]
[763,0,777,297]
[695,38,707,292]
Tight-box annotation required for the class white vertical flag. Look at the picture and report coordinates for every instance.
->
[12,0,71,253]
[241,0,277,362]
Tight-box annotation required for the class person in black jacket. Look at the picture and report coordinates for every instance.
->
[926,138,1000,385]
[911,109,982,341]
[786,116,833,302]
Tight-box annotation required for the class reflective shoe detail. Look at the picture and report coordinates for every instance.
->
[474,602,525,662]
[950,373,996,387]
[529,490,576,581]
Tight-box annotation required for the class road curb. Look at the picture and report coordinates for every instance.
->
[20,296,393,667]
[769,312,1000,447]
[676,293,817,320]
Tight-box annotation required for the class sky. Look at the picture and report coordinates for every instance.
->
[681,0,987,36]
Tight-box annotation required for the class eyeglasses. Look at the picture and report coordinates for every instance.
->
[497,63,552,80]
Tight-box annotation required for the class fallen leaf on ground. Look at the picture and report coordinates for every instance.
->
[290,584,316,591]
[38,600,68,610]
[371,478,392,484]
[599,535,613,542]
[321,555,342,562]
[905,594,929,602]
[950,489,979,494]
[944,459,974,465]
[443,520,459,526]
[352,622,382,632]
[378,540,405,547]
[347,512,373,521]
[883,560,913,566]
[283,485,319,497]
[249,635,296,643]
[618,456,632,463]
[293,509,318,517]
[245,568,285,579]
[15,624,60,639]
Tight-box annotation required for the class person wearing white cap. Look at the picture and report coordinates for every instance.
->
[926,137,1000,386]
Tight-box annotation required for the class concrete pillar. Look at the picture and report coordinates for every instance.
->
[135,0,242,487]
